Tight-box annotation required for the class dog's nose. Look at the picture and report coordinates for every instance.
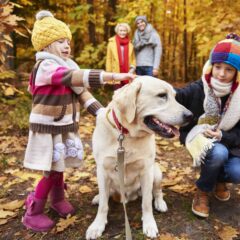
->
[183,110,193,123]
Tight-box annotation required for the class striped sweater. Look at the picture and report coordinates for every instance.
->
[29,52,103,134]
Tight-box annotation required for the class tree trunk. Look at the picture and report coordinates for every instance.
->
[87,0,96,46]
[183,0,188,82]
[104,0,117,41]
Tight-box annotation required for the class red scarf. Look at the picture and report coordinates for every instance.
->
[115,35,129,87]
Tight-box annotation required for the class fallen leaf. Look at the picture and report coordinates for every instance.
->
[3,178,25,188]
[217,225,239,240]
[4,86,14,96]
[0,209,17,218]
[55,215,78,233]
[182,167,193,175]
[168,184,195,194]
[157,233,176,240]
[68,172,90,181]
[0,219,8,225]
[158,140,170,146]
[89,176,97,184]
[12,171,42,187]
[3,168,19,174]
[79,185,92,193]
[162,176,183,187]
[0,199,24,210]
[0,176,7,183]
[173,141,182,148]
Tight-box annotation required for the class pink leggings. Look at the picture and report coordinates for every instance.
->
[35,171,63,199]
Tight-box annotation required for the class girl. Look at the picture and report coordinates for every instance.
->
[176,33,240,218]
[106,23,135,89]
[22,10,135,232]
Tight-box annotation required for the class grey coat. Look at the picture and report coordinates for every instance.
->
[133,24,162,69]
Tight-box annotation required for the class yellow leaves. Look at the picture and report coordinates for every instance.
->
[0,209,16,219]
[0,70,16,80]
[168,184,195,194]
[3,86,14,96]
[0,135,26,154]
[0,199,24,211]
[0,199,24,225]
[0,219,8,225]
[79,185,92,193]
[68,172,90,182]
[162,176,182,187]
[55,215,78,233]
[155,233,188,240]
[0,83,24,97]
[217,226,239,240]
[0,176,7,184]
[12,170,42,187]
[157,139,170,146]
[0,1,24,68]
[2,175,25,189]
[173,141,182,148]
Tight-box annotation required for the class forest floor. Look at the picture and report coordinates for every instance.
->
[1,114,240,240]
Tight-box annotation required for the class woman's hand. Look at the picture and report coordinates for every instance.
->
[203,128,222,140]
[153,69,159,77]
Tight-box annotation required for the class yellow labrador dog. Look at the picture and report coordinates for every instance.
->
[86,76,192,239]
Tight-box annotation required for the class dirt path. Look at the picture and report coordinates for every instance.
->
[0,115,240,240]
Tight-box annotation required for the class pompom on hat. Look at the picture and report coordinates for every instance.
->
[31,10,72,51]
[204,33,240,91]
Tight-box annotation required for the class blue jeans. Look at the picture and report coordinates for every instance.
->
[136,66,153,76]
[196,143,240,192]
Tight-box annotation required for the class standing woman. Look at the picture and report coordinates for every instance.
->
[106,23,136,88]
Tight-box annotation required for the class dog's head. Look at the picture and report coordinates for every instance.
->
[112,76,192,138]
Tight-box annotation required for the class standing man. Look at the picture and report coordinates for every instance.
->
[133,15,162,77]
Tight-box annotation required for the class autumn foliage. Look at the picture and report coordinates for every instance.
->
[3,0,240,83]
[1,2,240,239]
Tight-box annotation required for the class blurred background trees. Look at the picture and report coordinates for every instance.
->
[1,0,240,84]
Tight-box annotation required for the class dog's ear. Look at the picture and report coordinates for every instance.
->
[113,81,142,123]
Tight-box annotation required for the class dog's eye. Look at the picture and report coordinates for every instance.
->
[157,93,167,99]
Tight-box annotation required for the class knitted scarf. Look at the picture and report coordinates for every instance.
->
[186,60,240,166]
[115,35,129,86]
[36,51,83,95]
[133,24,157,51]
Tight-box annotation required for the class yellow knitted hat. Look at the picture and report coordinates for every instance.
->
[31,10,72,51]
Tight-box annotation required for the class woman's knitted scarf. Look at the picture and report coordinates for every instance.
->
[115,35,129,73]
[186,60,240,167]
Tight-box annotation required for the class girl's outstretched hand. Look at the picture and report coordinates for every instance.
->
[103,72,137,84]
[112,73,137,83]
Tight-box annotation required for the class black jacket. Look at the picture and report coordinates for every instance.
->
[175,79,240,156]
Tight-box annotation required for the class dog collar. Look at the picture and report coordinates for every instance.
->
[112,109,129,134]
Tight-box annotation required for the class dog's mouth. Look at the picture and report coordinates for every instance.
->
[143,116,179,138]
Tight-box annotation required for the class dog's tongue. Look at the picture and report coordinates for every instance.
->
[171,126,180,137]
[153,117,180,137]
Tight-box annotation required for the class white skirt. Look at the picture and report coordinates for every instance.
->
[24,131,84,172]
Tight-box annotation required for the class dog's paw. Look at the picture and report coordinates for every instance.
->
[154,198,168,212]
[86,221,106,240]
[143,217,159,238]
[92,194,99,205]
